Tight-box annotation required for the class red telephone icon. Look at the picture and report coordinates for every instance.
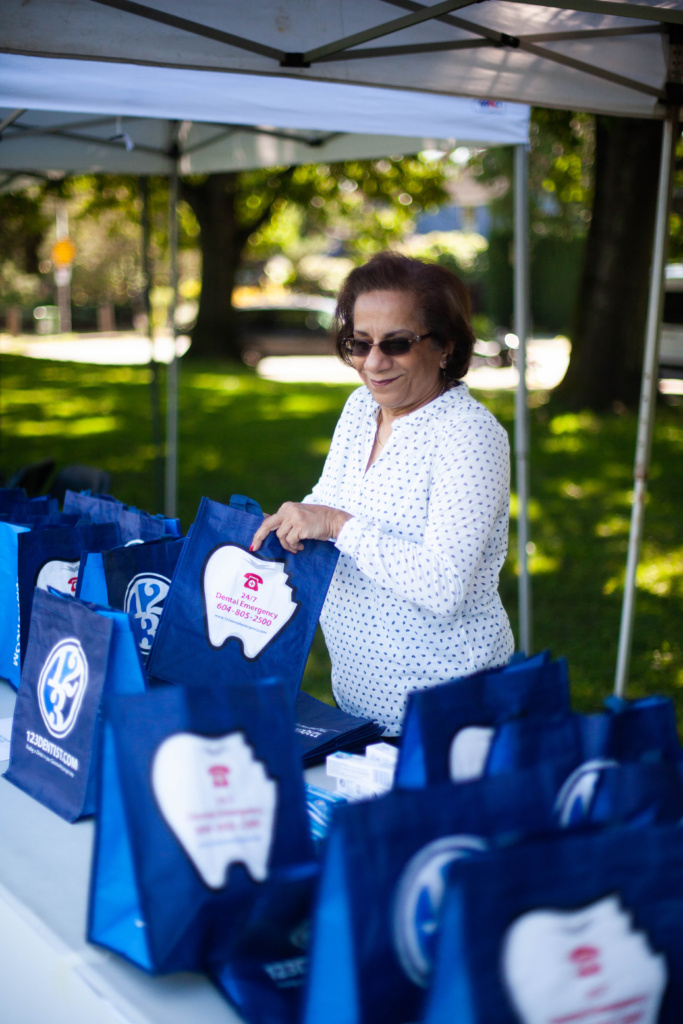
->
[208,765,230,788]
[243,572,263,592]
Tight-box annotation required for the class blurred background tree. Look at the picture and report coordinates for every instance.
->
[180,155,452,359]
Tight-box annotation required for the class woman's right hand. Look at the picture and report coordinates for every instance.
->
[251,502,351,554]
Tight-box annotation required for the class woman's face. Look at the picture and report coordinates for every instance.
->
[351,289,448,418]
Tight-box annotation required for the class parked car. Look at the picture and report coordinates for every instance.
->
[235,295,336,363]
[660,264,683,378]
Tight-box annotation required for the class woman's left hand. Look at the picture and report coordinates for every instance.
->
[251,502,352,554]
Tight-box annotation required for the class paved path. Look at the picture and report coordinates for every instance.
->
[0,331,571,390]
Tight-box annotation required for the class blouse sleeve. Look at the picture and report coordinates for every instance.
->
[334,409,510,618]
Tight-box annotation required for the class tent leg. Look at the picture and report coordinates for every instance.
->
[614,108,679,697]
[514,142,532,654]
[139,176,164,514]
[165,154,180,519]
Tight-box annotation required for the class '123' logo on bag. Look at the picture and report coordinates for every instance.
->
[37,638,89,739]
[125,573,171,657]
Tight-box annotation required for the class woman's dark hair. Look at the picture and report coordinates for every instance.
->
[334,251,476,381]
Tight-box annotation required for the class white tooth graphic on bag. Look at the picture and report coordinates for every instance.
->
[449,725,495,781]
[203,545,299,658]
[152,731,278,889]
[36,559,81,595]
[502,895,668,1024]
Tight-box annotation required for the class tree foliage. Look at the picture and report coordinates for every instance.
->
[470,109,595,242]
[179,154,453,358]
[0,186,51,306]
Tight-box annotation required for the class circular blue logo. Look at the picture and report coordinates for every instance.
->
[38,638,88,739]
[392,834,488,987]
[554,758,619,827]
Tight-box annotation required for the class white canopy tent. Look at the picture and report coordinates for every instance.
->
[3,0,678,118]
[3,0,682,692]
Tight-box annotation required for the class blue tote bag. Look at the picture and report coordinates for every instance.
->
[486,696,682,780]
[294,690,384,766]
[88,681,315,974]
[0,522,30,690]
[5,588,146,822]
[423,824,683,1024]
[212,860,319,1024]
[552,758,683,830]
[301,770,558,1024]
[63,489,182,544]
[146,496,339,700]
[396,652,570,789]
[0,492,58,517]
[0,519,120,688]
[77,537,185,662]
[17,520,121,666]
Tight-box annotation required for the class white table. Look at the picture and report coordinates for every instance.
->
[0,681,330,1024]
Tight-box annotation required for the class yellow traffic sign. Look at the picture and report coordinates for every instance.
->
[51,238,77,266]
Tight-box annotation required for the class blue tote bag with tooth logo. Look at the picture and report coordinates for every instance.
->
[302,770,558,1024]
[17,520,121,666]
[0,519,120,689]
[5,588,147,822]
[146,496,339,699]
[422,825,683,1024]
[77,537,185,662]
[395,652,570,790]
[87,682,314,974]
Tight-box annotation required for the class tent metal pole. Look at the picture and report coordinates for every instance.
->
[614,107,678,697]
[165,142,180,519]
[139,176,165,514]
[513,142,532,654]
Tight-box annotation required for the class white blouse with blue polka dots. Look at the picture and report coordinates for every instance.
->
[305,382,515,735]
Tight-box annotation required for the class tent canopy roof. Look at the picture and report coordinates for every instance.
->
[4,0,682,120]
[0,56,529,181]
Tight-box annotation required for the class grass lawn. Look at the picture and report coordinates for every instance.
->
[1,351,681,721]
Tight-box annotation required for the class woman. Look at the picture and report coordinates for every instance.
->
[252,252,514,734]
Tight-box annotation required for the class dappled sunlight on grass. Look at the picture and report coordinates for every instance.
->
[186,373,244,392]
[596,514,630,538]
[636,548,683,598]
[549,411,601,434]
[526,548,561,575]
[508,494,542,521]
[280,394,342,417]
[307,437,332,458]
[543,435,589,454]
[11,416,120,437]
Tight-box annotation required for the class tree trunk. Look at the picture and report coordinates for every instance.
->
[180,173,245,361]
[556,116,663,411]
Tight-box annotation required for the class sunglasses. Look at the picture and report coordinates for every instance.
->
[343,332,432,358]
